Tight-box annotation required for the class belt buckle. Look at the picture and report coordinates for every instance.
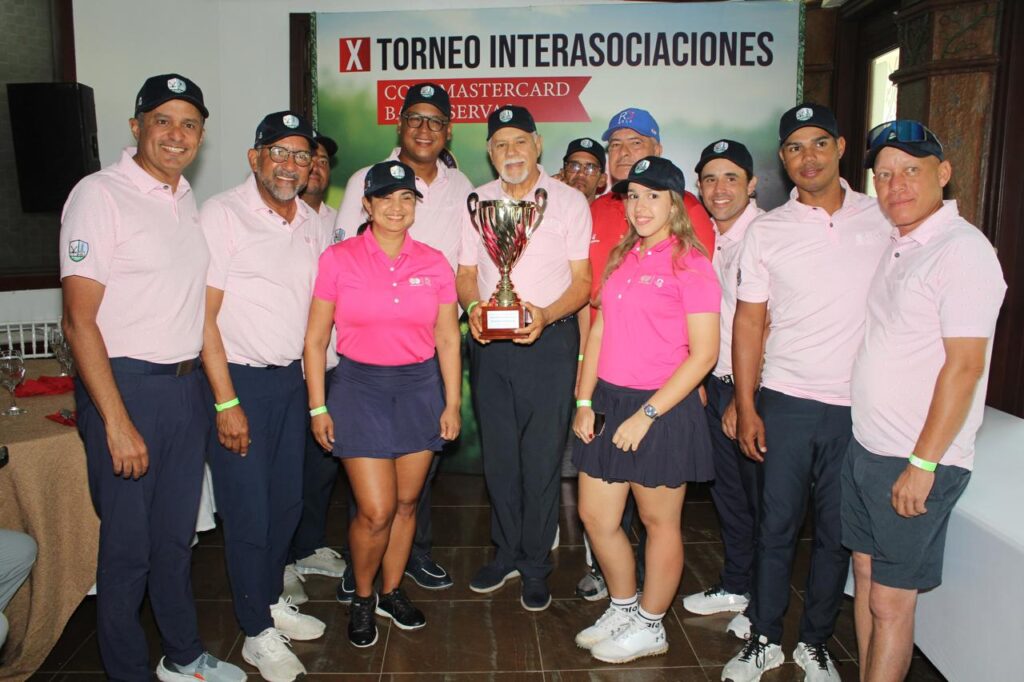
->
[175,359,196,377]
[720,374,734,385]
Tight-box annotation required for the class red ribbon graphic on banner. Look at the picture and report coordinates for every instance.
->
[377,77,591,124]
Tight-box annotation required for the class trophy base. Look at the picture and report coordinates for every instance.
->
[480,304,531,340]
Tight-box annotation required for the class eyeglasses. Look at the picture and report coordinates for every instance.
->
[260,145,312,167]
[866,120,943,152]
[401,112,449,132]
[564,161,602,177]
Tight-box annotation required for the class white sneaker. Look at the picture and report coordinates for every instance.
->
[590,616,668,664]
[726,612,751,640]
[793,642,840,680]
[242,628,306,682]
[295,546,346,577]
[281,564,308,605]
[721,635,784,681]
[574,605,634,650]
[270,596,325,641]
[682,584,749,615]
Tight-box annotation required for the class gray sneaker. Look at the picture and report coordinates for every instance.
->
[575,567,609,601]
[281,563,308,605]
[156,652,246,682]
[295,546,346,577]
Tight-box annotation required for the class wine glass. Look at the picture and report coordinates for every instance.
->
[1,349,28,416]
[47,328,74,376]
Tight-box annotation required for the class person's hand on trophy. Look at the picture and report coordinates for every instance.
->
[512,301,548,345]
[466,301,490,345]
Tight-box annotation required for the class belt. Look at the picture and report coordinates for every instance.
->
[550,315,576,326]
[715,374,734,385]
[110,357,201,377]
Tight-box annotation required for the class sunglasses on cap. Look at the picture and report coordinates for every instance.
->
[866,120,943,153]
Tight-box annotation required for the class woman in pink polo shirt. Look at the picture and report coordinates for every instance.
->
[571,156,720,663]
[304,160,461,648]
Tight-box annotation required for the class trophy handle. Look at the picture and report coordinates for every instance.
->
[467,193,480,233]
[527,188,548,239]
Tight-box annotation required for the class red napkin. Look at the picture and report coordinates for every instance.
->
[45,410,77,427]
[15,375,74,397]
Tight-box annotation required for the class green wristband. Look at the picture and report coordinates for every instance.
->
[214,397,239,412]
[466,300,480,315]
[309,406,328,417]
[576,399,593,408]
[577,354,584,362]
[908,454,937,472]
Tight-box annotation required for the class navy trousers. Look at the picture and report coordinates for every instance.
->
[77,364,206,681]
[206,362,305,636]
[748,388,852,645]
[706,376,762,596]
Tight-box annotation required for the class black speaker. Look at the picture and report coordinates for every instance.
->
[7,82,101,212]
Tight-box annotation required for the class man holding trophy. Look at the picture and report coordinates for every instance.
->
[457,105,592,611]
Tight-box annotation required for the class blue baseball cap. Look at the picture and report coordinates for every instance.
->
[601,108,660,142]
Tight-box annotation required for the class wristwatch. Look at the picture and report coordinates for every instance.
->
[642,403,660,420]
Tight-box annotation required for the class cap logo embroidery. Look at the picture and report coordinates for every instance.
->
[283,114,299,129]
[68,240,89,263]
[390,165,405,179]
[617,110,635,124]
[499,109,513,123]
[635,159,650,173]
[420,85,434,98]
[795,107,813,121]
[167,78,186,94]
[137,96,143,106]
[887,130,898,141]
[581,139,593,148]
[713,141,729,153]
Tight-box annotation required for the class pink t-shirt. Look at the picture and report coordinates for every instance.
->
[736,180,889,405]
[712,201,764,378]
[852,201,1006,470]
[201,176,322,367]
[335,149,475,269]
[314,229,456,366]
[597,237,721,390]
[459,165,592,309]
[59,148,209,364]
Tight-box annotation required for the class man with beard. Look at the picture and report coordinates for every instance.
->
[200,112,326,682]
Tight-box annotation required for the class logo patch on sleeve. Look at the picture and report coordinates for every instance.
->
[68,240,89,262]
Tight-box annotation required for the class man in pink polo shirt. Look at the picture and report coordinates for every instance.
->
[682,140,765,642]
[457,105,592,611]
[844,121,1005,682]
[334,83,474,594]
[723,103,890,682]
[60,74,245,682]
[200,112,325,682]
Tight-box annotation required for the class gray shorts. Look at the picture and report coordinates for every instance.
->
[841,438,970,590]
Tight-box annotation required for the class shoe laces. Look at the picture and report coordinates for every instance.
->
[804,642,834,671]
[256,629,293,655]
[383,588,417,617]
[738,635,772,667]
[350,595,377,628]
[313,547,342,560]
[274,596,301,616]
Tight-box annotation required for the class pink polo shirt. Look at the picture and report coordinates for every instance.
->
[736,180,889,405]
[459,165,592,309]
[201,176,322,367]
[712,201,764,378]
[59,148,209,364]
[335,149,475,269]
[597,237,720,390]
[852,201,1005,470]
[314,229,456,366]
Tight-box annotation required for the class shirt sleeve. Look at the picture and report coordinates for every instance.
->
[313,246,341,302]
[680,253,722,314]
[684,191,716,259]
[199,199,235,291]
[334,168,370,241]
[936,233,1007,338]
[59,178,117,284]
[736,218,769,303]
[564,190,594,261]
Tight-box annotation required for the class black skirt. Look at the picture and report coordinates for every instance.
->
[572,379,714,488]
[328,355,446,459]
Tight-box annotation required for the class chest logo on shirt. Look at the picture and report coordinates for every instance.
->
[68,240,89,262]
[408,276,431,287]
[638,275,664,288]
[333,228,346,244]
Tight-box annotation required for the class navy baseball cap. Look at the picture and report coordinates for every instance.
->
[135,73,209,119]
[601,108,660,142]
[487,105,536,140]
[313,131,338,157]
[401,82,452,119]
[864,119,944,168]
[254,111,316,148]
[778,102,839,144]
[611,156,686,195]
[363,160,423,198]
[695,139,754,179]
[563,137,606,171]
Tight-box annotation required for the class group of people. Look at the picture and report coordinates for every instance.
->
[53,71,1004,682]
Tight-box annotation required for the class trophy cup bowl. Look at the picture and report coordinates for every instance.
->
[467,188,547,339]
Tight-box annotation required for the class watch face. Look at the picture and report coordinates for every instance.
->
[643,404,658,419]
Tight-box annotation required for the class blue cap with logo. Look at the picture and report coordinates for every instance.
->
[695,139,754,179]
[864,120,944,168]
[313,130,338,157]
[254,111,316,148]
[611,156,685,195]
[487,105,536,140]
[601,108,660,142]
[563,137,606,171]
[778,102,839,144]
[401,82,452,119]
[135,73,209,119]
[363,160,423,198]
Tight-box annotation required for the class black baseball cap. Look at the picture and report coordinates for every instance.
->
[611,156,686,195]
[563,137,606,171]
[254,111,316,148]
[778,102,839,144]
[313,131,338,157]
[401,82,451,119]
[487,105,536,140]
[864,119,944,168]
[135,73,209,119]
[695,139,754,179]
[363,160,423,198]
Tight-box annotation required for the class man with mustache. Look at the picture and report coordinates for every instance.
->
[457,105,592,611]
[200,112,326,682]
[722,103,889,682]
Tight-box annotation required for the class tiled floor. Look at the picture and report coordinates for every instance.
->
[30,470,947,681]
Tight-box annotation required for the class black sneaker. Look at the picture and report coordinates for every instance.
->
[348,593,378,648]
[520,577,552,612]
[469,561,519,594]
[404,554,454,590]
[375,588,426,630]
[336,564,355,605]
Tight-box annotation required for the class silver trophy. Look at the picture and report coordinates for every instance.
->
[467,188,547,339]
